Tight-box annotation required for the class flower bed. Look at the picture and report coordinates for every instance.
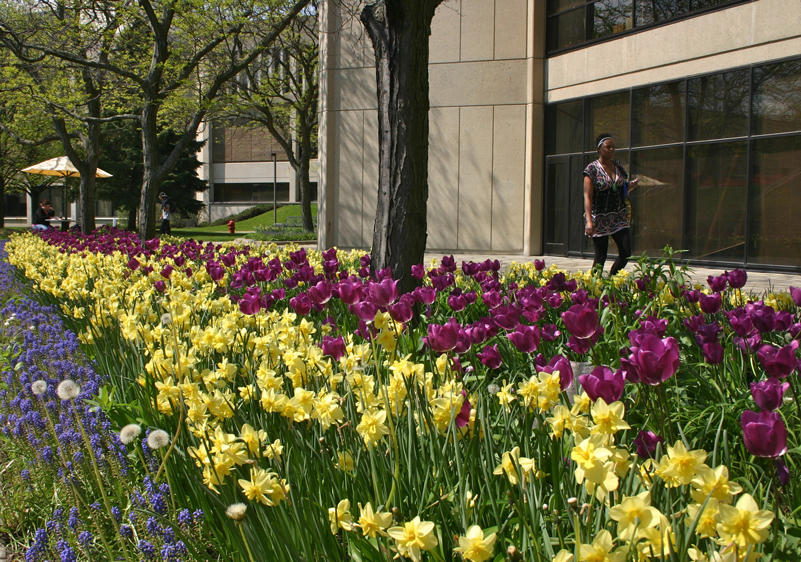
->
[3,229,800,562]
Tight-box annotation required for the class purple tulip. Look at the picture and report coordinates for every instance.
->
[790,286,801,307]
[701,342,724,365]
[775,311,793,332]
[239,295,260,315]
[633,430,664,459]
[462,261,480,277]
[440,255,456,273]
[127,257,140,271]
[628,335,680,386]
[735,333,762,355]
[477,344,503,369]
[425,318,461,353]
[536,354,573,390]
[699,292,722,314]
[741,410,788,458]
[683,289,700,304]
[456,394,472,428]
[726,269,747,289]
[289,293,312,316]
[707,274,728,293]
[491,305,521,331]
[308,280,333,305]
[775,458,790,486]
[747,302,776,333]
[454,330,472,354]
[411,263,425,280]
[154,280,165,293]
[507,325,541,353]
[578,366,625,404]
[160,264,174,279]
[694,322,721,345]
[465,322,488,345]
[448,292,467,312]
[534,259,545,271]
[322,335,347,361]
[750,378,789,411]
[353,301,378,323]
[388,299,414,323]
[338,281,362,305]
[561,304,603,343]
[369,278,399,307]
[482,290,502,309]
[726,308,754,337]
[757,341,799,378]
[619,357,640,384]
[541,324,561,342]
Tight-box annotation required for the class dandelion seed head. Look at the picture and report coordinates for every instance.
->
[56,380,80,400]
[160,313,172,326]
[31,380,48,396]
[226,503,247,521]
[146,429,170,450]
[120,424,142,445]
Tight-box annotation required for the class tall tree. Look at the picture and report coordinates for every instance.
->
[232,2,319,232]
[1,0,311,241]
[360,0,444,294]
[99,122,208,231]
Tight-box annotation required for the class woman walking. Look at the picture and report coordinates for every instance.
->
[583,133,638,275]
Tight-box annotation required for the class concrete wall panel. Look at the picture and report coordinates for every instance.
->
[491,105,526,252]
[332,68,378,111]
[334,111,365,248]
[428,107,461,250]
[431,1,462,64]
[458,106,494,251]
[361,110,379,247]
[460,0,496,62]
[331,14,366,70]
[430,60,529,107]
[494,0,528,60]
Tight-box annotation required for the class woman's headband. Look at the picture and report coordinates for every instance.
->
[597,136,613,148]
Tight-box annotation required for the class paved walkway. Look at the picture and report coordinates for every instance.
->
[232,240,799,294]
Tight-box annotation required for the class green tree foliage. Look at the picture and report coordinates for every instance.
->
[98,122,208,231]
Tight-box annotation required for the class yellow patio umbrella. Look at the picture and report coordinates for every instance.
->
[21,156,112,178]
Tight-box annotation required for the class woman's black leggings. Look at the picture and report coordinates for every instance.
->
[591,228,631,275]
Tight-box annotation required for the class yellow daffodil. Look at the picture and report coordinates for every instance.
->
[493,447,535,485]
[356,408,389,447]
[386,516,438,562]
[691,465,743,504]
[453,525,497,562]
[579,529,625,562]
[715,493,774,547]
[571,434,612,485]
[590,399,630,435]
[686,499,720,538]
[357,502,392,538]
[608,491,661,541]
[328,499,355,534]
[656,441,707,487]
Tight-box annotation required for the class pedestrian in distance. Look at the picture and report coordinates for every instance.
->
[158,192,173,236]
[583,133,639,276]
[32,200,55,231]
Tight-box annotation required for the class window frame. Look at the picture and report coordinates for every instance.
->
[546,0,756,57]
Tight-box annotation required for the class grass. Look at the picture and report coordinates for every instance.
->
[171,203,318,242]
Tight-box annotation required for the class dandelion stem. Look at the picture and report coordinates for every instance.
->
[239,524,256,562]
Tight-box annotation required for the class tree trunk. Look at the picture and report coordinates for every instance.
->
[127,205,137,231]
[361,0,441,295]
[138,103,162,241]
[78,173,97,232]
[298,124,314,232]
[0,176,5,229]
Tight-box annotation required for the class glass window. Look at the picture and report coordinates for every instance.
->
[632,82,685,147]
[634,0,688,25]
[549,0,586,14]
[585,91,630,151]
[545,100,584,155]
[691,0,735,9]
[688,70,749,141]
[749,135,801,266]
[752,59,801,136]
[630,147,684,256]
[594,0,634,39]
[4,193,27,217]
[685,142,748,262]
[547,7,586,52]
[545,159,569,246]
[215,183,290,203]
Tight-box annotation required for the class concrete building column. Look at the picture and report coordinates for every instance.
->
[317,0,338,250]
[524,0,547,256]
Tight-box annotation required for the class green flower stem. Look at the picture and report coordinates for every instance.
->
[238,524,257,562]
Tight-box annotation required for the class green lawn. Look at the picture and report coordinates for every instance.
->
[171,203,318,242]
[200,203,318,232]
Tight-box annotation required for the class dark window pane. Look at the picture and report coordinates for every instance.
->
[688,70,749,141]
[691,0,736,9]
[685,142,747,262]
[547,7,586,51]
[549,0,586,14]
[753,59,801,136]
[593,0,633,39]
[635,0,688,25]
[749,135,801,266]
[585,91,630,151]
[215,183,290,203]
[4,193,27,217]
[545,159,569,246]
[630,146,684,256]
[569,155,588,254]
[545,100,584,155]
[632,82,685,146]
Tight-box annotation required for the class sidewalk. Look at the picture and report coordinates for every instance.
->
[232,240,799,294]
[422,252,800,295]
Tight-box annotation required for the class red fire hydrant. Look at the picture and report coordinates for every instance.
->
[227,220,235,234]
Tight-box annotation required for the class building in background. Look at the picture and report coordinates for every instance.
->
[319,0,801,271]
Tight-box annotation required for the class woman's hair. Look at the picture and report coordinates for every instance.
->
[595,133,613,149]
[41,200,50,206]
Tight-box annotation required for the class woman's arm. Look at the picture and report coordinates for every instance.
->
[583,175,594,236]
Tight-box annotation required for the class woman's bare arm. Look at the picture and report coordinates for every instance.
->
[583,175,594,236]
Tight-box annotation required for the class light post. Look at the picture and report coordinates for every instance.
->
[272,153,277,226]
